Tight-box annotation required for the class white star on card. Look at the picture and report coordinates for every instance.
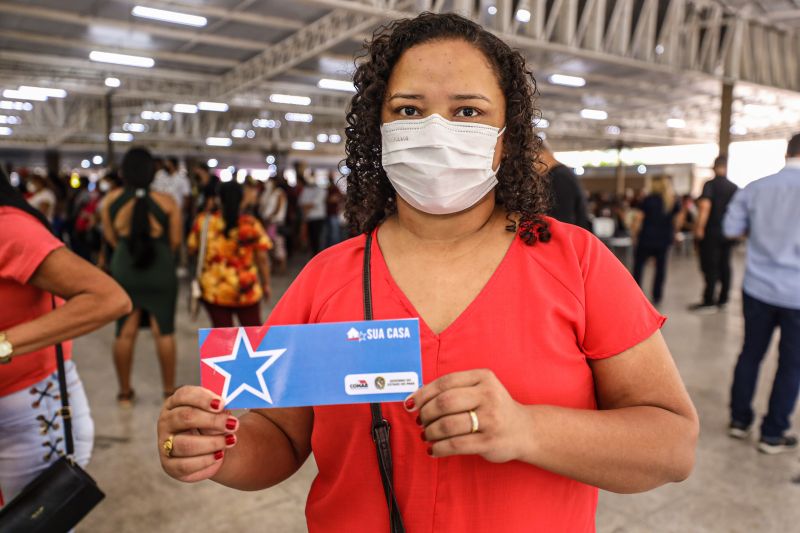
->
[202,328,286,404]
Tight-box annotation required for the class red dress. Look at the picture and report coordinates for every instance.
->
[263,218,664,532]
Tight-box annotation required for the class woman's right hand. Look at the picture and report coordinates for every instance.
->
[157,386,239,483]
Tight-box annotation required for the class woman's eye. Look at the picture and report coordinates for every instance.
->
[455,107,481,118]
[399,107,419,117]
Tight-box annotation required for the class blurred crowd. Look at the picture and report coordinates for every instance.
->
[3,156,347,275]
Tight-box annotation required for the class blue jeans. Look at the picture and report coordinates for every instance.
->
[730,292,800,438]
[0,360,94,506]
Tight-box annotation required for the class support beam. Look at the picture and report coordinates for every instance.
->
[105,93,114,166]
[216,2,414,98]
[0,3,274,52]
[112,0,304,31]
[0,30,238,69]
[718,81,734,157]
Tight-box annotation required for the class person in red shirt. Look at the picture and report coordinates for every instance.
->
[0,172,131,507]
[156,13,698,532]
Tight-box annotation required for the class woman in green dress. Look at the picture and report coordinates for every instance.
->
[101,147,181,406]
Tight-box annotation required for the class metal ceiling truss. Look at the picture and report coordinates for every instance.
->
[1,0,798,153]
[302,0,799,91]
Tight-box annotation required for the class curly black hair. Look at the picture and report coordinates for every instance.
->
[342,11,550,245]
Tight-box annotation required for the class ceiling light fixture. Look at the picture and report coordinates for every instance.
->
[317,79,356,93]
[173,103,198,114]
[131,6,207,27]
[291,141,315,151]
[105,77,121,88]
[0,101,33,111]
[19,86,67,98]
[2,89,47,102]
[270,94,311,106]
[285,112,313,123]
[580,109,608,120]
[206,137,233,147]
[123,122,146,133]
[109,132,134,142]
[548,74,586,87]
[198,101,229,112]
[515,0,532,23]
[90,51,154,68]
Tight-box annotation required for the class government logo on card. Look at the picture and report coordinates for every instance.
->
[375,376,386,390]
[345,325,412,342]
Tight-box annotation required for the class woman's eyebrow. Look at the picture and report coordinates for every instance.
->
[387,93,491,102]
[451,94,491,102]
[388,93,423,101]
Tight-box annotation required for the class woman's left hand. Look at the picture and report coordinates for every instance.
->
[405,369,529,463]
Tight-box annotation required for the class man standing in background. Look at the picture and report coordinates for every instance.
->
[725,133,800,454]
[539,142,591,230]
[690,155,738,313]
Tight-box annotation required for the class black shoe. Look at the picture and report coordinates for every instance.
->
[758,434,799,455]
[688,303,718,315]
[728,420,751,440]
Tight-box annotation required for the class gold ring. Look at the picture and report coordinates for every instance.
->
[162,435,175,458]
[468,410,479,433]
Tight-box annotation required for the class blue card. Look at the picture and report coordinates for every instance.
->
[199,319,422,409]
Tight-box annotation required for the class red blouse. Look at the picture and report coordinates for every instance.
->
[263,217,664,532]
[0,207,71,397]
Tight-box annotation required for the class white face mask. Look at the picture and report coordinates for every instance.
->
[380,114,505,215]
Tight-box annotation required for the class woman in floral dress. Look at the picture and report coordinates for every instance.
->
[188,181,272,327]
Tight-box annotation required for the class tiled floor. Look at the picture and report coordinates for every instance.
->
[73,246,800,532]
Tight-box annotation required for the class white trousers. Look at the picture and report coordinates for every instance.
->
[0,360,94,506]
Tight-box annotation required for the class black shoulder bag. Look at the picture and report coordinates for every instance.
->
[363,233,406,533]
[0,297,105,532]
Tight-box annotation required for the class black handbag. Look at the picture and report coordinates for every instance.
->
[0,298,105,532]
[363,232,406,533]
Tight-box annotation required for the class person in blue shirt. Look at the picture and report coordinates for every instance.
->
[724,133,800,455]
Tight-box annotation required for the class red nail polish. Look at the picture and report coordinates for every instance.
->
[415,416,422,426]
[226,434,236,446]
[404,397,415,410]
[426,447,433,456]
[420,431,426,442]
[214,450,224,460]
[210,399,221,410]
[225,418,237,431]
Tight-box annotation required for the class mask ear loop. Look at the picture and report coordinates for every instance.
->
[491,125,508,174]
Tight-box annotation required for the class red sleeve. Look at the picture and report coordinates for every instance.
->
[578,232,666,359]
[0,208,64,284]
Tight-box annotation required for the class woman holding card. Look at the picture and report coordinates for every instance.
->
[157,12,698,532]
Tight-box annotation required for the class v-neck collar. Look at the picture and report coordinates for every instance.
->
[372,225,520,340]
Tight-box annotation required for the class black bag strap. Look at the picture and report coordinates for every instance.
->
[363,233,405,533]
[51,295,74,458]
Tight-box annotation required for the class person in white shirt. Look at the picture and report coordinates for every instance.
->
[298,175,327,256]
[152,157,191,211]
[260,177,288,272]
[26,174,57,223]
